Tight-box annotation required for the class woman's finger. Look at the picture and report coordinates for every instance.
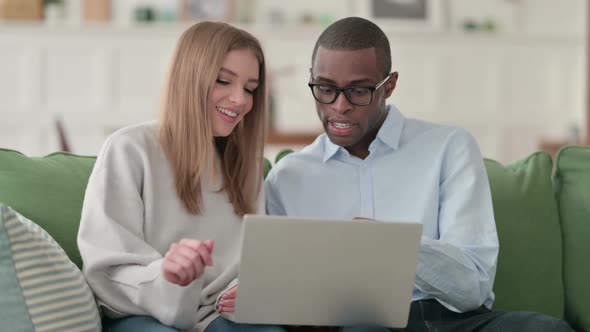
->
[168,251,195,282]
[162,259,188,285]
[222,286,238,299]
[195,244,214,266]
[220,302,235,313]
[174,243,208,280]
[178,239,214,267]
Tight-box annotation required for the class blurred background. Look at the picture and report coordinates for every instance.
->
[0,0,587,163]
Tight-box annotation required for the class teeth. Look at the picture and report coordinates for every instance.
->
[332,122,352,129]
[217,107,238,118]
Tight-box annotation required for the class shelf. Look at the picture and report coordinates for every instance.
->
[539,140,588,159]
[0,21,584,45]
[266,129,319,146]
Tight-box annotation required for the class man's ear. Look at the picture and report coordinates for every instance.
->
[384,72,398,98]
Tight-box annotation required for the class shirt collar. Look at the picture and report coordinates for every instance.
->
[322,105,405,163]
[376,104,404,151]
[322,135,340,162]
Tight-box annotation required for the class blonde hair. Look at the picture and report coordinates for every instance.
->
[158,21,267,216]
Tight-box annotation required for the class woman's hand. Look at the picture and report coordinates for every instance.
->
[217,285,238,313]
[162,239,214,286]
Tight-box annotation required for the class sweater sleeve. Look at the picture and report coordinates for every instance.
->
[213,181,265,321]
[77,134,202,330]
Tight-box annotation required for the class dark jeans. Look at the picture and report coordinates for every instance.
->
[103,315,288,332]
[103,300,574,332]
[206,316,287,332]
[287,300,574,332]
[103,316,178,332]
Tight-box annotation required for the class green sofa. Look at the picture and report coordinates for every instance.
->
[0,147,588,331]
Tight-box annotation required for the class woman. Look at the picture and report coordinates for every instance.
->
[78,22,286,332]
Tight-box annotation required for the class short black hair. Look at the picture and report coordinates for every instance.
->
[311,17,391,77]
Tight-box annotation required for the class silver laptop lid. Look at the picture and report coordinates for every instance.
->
[234,215,422,328]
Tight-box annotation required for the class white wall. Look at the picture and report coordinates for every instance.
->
[0,0,587,163]
[448,0,586,36]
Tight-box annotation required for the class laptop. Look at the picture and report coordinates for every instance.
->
[234,215,422,328]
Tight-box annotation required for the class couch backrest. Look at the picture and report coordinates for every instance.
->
[0,148,574,323]
[0,149,275,269]
[485,152,564,319]
[0,149,95,268]
[554,147,590,332]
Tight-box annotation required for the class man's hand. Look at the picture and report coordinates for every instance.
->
[217,285,238,313]
[162,239,214,286]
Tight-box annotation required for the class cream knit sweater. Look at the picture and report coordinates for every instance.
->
[78,122,262,331]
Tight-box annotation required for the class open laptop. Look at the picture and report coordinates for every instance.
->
[234,215,422,328]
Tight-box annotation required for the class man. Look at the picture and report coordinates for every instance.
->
[264,17,573,332]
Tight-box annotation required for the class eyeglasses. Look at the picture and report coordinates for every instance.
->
[308,73,392,106]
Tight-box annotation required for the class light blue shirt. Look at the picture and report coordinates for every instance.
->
[264,105,499,313]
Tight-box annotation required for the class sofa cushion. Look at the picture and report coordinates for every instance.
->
[0,204,101,331]
[554,146,590,331]
[0,149,95,268]
[485,152,564,318]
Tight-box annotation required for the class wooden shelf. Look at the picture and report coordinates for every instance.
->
[539,140,588,159]
[266,130,320,146]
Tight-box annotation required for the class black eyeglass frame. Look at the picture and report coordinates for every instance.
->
[307,73,392,106]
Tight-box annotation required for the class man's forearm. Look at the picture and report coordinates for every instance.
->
[415,238,493,312]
